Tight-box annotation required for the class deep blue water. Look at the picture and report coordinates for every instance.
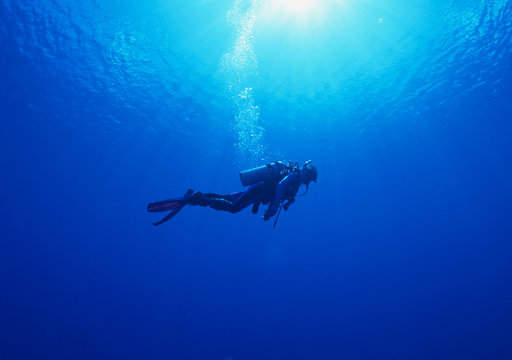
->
[1,0,512,359]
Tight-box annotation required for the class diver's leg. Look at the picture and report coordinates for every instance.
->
[229,183,266,213]
[188,189,259,213]
[187,191,241,212]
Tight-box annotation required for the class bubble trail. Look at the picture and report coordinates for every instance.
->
[220,0,267,163]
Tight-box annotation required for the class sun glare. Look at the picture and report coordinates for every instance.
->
[279,0,315,15]
[259,0,339,25]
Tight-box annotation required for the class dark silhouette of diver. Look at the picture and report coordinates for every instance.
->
[147,161,317,226]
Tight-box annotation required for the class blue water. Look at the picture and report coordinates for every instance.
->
[1,0,512,359]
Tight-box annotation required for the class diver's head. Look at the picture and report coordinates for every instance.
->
[300,161,317,185]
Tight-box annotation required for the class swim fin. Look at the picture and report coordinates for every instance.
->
[151,205,185,226]
[147,189,200,212]
[147,198,185,212]
[148,190,198,225]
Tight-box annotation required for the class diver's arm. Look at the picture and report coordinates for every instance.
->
[263,173,299,220]
[283,197,295,211]
[274,174,296,203]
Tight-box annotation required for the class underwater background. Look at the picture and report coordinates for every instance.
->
[1,0,511,359]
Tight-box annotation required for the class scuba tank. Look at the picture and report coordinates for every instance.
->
[239,161,296,187]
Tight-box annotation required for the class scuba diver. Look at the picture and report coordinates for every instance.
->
[147,160,317,226]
